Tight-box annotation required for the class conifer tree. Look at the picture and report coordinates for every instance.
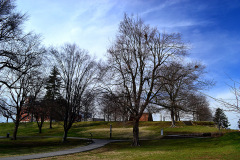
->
[45,66,61,99]
[44,66,62,128]
[213,108,230,130]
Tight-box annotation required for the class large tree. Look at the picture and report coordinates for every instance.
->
[0,34,45,140]
[51,44,98,142]
[106,14,187,146]
[155,62,211,126]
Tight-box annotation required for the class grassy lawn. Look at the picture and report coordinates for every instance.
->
[0,137,90,157]
[0,121,232,140]
[0,121,238,159]
[39,132,240,160]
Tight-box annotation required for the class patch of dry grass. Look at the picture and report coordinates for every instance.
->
[80,127,158,139]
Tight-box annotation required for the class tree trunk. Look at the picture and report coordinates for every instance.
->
[38,119,44,133]
[84,113,87,121]
[171,109,175,127]
[62,105,70,143]
[39,125,42,133]
[177,111,180,121]
[107,110,110,121]
[175,112,178,122]
[114,110,117,121]
[62,129,69,143]
[13,120,20,140]
[31,112,34,122]
[132,119,140,146]
[50,116,53,129]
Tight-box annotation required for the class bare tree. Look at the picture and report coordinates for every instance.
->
[27,71,46,133]
[208,78,240,122]
[0,98,11,122]
[0,0,28,74]
[0,34,44,140]
[106,14,187,146]
[225,80,240,114]
[82,90,95,121]
[30,99,47,133]
[154,62,211,126]
[100,91,130,122]
[51,44,98,142]
[0,0,26,42]
[185,93,212,121]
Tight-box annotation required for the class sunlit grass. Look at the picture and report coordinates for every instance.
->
[39,132,240,160]
[0,121,232,140]
[0,121,238,159]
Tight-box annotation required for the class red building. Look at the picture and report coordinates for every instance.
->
[21,109,34,122]
[129,113,153,121]
[139,113,153,121]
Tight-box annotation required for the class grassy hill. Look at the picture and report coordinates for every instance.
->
[0,121,239,159]
[0,121,233,139]
[41,132,240,160]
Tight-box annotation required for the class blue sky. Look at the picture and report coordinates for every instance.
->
[13,0,240,128]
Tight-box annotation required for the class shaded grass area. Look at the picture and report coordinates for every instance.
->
[40,132,240,160]
[0,121,233,140]
[0,137,90,157]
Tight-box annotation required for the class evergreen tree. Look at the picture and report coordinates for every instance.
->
[45,66,62,100]
[213,108,230,130]
[44,66,62,128]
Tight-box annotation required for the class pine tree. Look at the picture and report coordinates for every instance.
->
[45,66,62,100]
[213,108,230,130]
[44,66,62,128]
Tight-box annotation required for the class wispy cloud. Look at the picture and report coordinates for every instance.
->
[140,0,180,16]
[15,0,240,122]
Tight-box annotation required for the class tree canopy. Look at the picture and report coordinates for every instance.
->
[106,14,187,146]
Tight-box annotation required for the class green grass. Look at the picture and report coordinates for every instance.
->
[0,137,90,157]
[39,132,240,160]
[0,121,238,159]
[0,121,233,139]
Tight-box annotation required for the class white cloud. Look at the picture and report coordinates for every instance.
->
[14,0,240,128]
